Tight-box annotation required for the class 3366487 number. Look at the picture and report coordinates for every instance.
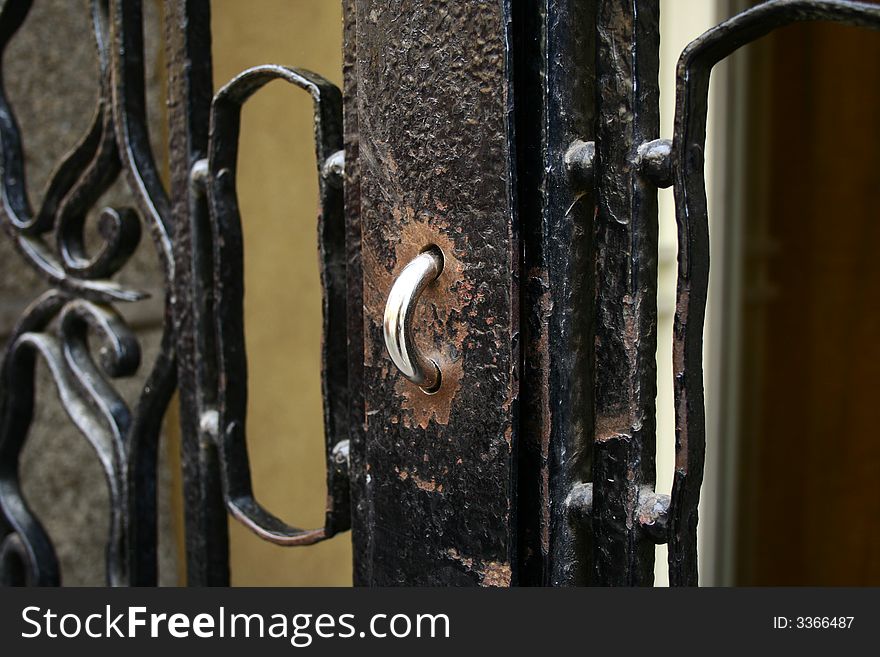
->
[774,616,854,629]
[797,617,853,629]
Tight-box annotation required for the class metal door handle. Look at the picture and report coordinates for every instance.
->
[383,247,444,392]
[199,65,350,546]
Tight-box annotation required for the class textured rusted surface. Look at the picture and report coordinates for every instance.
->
[342,0,368,586]
[9,0,878,590]
[514,0,596,586]
[591,0,660,587]
[353,0,518,586]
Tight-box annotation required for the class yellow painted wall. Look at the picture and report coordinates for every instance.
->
[210,0,351,586]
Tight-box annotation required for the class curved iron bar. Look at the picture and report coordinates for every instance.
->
[204,65,348,545]
[669,0,880,585]
[110,0,173,274]
[54,1,142,281]
[0,291,140,586]
[0,0,143,303]
[0,296,145,587]
[107,0,179,586]
[0,292,65,586]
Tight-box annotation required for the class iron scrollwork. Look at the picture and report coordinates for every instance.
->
[0,0,175,586]
[0,0,349,586]
[7,0,877,590]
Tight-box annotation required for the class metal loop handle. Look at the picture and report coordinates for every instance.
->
[201,64,349,546]
[383,248,444,392]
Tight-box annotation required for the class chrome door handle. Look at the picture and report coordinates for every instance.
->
[383,247,444,393]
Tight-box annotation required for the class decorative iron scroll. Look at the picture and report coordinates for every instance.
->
[0,0,175,586]
[0,0,348,586]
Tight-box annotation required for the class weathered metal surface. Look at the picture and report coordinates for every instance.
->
[514,0,597,586]
[165,0,227,586]
[590,0,661,587]
[352,0,518,586]
[342,0,368,586]
[6,0,879,589]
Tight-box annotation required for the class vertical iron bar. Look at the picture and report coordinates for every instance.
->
[516,0,597,586]
[591,0,661,586]
[542,0,597,587]
[165,0,228,585]
[342,0,370,586]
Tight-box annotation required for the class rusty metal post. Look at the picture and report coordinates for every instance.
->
[350,0,520,586]
[514,0,597,586]
[165,0,228,585]
[591,0,662,587]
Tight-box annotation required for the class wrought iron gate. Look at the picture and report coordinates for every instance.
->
[1,0,878,587]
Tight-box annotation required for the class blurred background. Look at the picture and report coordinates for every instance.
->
[1,0,877,586]
[656,0,880,586]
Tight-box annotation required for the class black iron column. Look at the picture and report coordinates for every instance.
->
[591,0,662,586]
[351,0,520,586]
[165,0,228,585]
[515,0,597,586]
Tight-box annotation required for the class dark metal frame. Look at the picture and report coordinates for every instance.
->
[1,0,878,587]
